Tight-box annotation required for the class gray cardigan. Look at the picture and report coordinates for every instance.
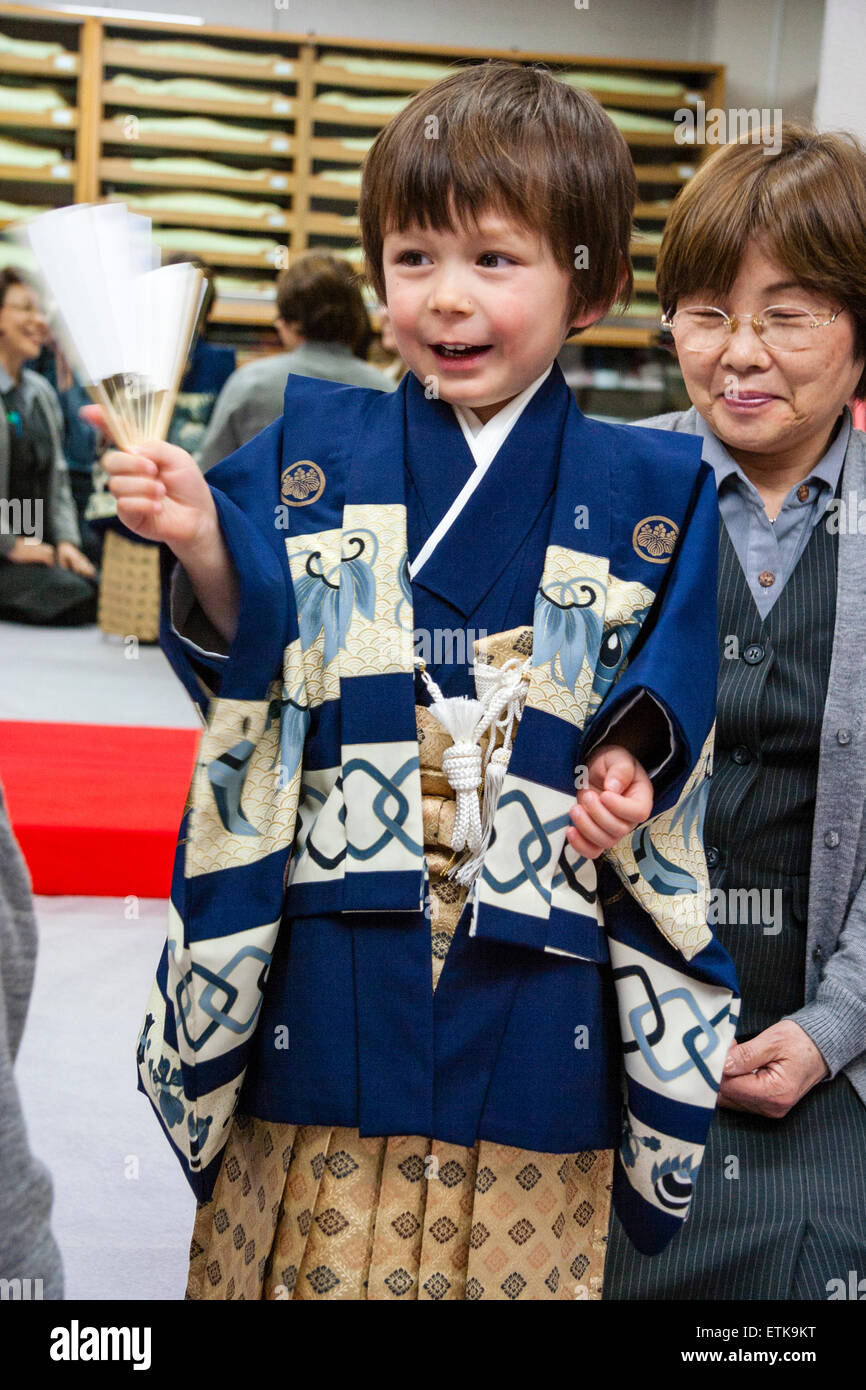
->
[196,341,397,474]
[641,407,866,1105]
[0,777,64,1294]
[0,367,81,556]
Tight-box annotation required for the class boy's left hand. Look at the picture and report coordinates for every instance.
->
[566,743,653,859]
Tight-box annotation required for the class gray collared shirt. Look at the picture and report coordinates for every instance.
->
[695,408,850,617]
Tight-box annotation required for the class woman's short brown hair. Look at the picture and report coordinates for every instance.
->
[657,122,866,397]
[276,252,369,352]
[0,266,31,310]
[358,60,635,326]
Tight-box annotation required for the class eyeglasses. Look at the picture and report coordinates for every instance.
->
[660,304,844,352]
[3,299,46,319]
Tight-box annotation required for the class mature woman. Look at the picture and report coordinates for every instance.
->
[0,269,98,625]
[604,124,866,1300]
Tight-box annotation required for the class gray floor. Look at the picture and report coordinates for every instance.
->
[2,620,201,1299]
[0,618,199,727]
[16,897,196,1301]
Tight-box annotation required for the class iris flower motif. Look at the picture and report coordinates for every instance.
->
[295,529,379,667]
[395,550,413,630]
[532,578,604,691]
[266,683,309,786]
[590,606,652,705]
[631,753,712,896]
[669,755,712,850]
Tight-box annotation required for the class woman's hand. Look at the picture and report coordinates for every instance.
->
[56,540,96,578]
[7,538,55,566]
[566,743,654,859]
[719,1020,830,1117]
[79,403,218,553]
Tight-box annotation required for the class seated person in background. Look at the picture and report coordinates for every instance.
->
[0,269,98,627]
[163,256,235,458]
[196,252,396,472]
[28,327,103,567]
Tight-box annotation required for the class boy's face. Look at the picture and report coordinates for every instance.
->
[382,209,591,423]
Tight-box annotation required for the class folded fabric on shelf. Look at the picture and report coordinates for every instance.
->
[0,31,66,59]
[119,190,288,221]
[153,226,283,257]
[558,69,686,98]
[0,135,64,166]
[214,275,276,299]
[126,115,288,146]
[125,155,274,180]
[607,108,677,133]
[105,72,286,107]
[0,85,70,112]
[318,50,453,81]
[317,90,414,116]
[111,38,289,69]
[316,167,362,186]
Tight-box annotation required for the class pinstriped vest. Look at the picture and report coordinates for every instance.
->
[705,512,838,1033]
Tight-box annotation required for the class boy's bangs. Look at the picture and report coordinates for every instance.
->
[360,60,637,316]
[378,135,548,245]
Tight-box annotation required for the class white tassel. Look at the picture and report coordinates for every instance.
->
[419,655,531,882]
[425,693,485,853]
[451,745,510,885]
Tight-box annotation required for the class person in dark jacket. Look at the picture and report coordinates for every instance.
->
[0,269,98,625]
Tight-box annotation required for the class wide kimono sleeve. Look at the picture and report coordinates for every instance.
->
[586,452,741,1255]
[137,416,310,1200]
[582,453,719,816]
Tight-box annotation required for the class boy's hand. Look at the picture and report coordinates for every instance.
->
[566,743,653,859]
[79,403,217,553]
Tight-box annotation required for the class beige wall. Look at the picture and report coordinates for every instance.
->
[815,0,866,138]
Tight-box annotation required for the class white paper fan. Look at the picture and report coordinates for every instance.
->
[16,202,205,450]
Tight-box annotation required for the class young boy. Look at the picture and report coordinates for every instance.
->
[86,61,738,1301]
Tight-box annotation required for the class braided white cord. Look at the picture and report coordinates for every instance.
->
[416,655,532,864]
[442,742,484,850]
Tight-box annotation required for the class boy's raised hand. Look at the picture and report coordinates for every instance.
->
[79,403,217,552]
[566,743,653,859]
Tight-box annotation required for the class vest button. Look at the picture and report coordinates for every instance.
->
[824,829,841,849]
[758,570,776,587]
[705,846,721,868]
[812,944,824,962]
[797,483,810,502]
[837,728,852,746]
[731,745,752,764]
[743,643,765,664]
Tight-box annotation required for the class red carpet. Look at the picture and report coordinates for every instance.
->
[0,720,200,897]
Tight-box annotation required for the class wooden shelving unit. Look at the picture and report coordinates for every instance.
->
[0,3,723,379]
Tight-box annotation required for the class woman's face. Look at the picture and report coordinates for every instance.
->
[0,283,47,366]
[674,240,864,461]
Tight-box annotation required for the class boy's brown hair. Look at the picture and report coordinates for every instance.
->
[657,122,866,397]
[358,60,635,328]
[276,252,370,352]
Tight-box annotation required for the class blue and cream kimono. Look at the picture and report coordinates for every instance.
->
[138,361,740,1256]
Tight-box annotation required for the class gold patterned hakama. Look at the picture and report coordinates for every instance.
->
[185,631,614,1300]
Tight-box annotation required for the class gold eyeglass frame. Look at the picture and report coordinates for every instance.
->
[660,304,844,352]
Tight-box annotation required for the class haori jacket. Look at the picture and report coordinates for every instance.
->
[137,363,740,1255]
